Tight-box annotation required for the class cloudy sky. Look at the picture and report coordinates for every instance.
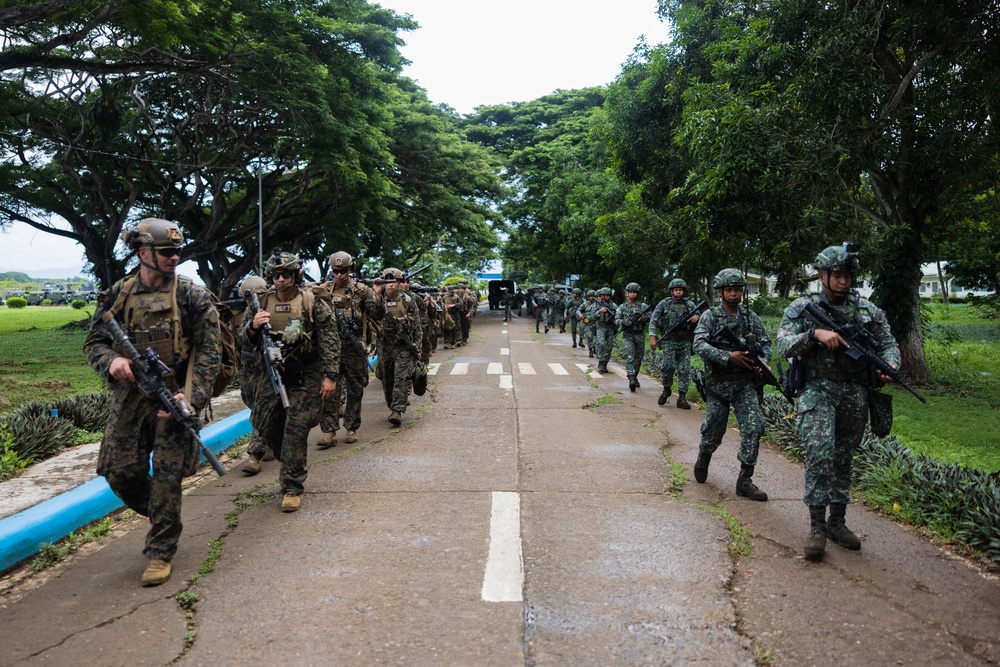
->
[0,0,669,278]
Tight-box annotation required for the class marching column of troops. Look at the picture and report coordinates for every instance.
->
[87,228,897,586]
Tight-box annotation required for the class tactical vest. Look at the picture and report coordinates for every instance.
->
[802,293,873,384]
[328,281,367,330]
[259,287,314,356]
[663,299,696,339]
[382,292,412,341]
[705,305,755,384]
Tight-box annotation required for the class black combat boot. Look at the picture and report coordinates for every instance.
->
[675,395,691,410]
[693,450,711,483]
[735,464,768,501]
[658,386,670,406]
[572,338,577,348]
[588,349,595,358]
[628,375,638,392]
[597,360,608,374]
[535,324,539,333]
[827,504,861,550]
[804,505,827,562]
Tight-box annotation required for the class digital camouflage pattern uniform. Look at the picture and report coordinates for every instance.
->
[777,293,899,508]
[546,290,562,331]
[378,290,423,414]
[564,291,585,346]
[320,279,381,438]
[692,304,771,470]
[533,290,549,333]
[238,285,341,497]
[615,297,650,380]
[650,296,698,399]
[85,274,222,562]
[582,292,598,357]
[233,279,272,463]
[593,290,619,370]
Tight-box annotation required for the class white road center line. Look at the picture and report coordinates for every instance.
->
[500,348,510,356]
[487,362,503,375]
[499,374,513,390]
[481,491,523,602]
[427,363,441,376]
[451,362,469,375]
[548,363,569,375]
[517,363,535,375]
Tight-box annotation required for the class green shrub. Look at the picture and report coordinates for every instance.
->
[750,295,792,318]
[53,393,111,431]
[41,299,53,306]
[0,423,32,481]
[2,400,78,461]
[6,297,27,309]
[71,299,87,310]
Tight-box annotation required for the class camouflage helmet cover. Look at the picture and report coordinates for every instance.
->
[238,276,267,297]
[328,251,354,271]
[814,245,861,273]
[572,287,583,295]
[121,218,184,249]
[668,278,688,290]
[597,287,613,297]
[586,289,596,297]
[265,250,302,277]
[381,267,403,281]
[712,268,747,289]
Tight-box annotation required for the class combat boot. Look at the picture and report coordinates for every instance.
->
[658,387,670,406]
[141,558,171,586]
[675,395,691,410]
[588,349,595,358]
[344,430,358,444]
[693,450,711,483]
[544,326,549,334]
[596,360,609,374]
[736,464,768,501]
[389,410,402,426]
[804,505,827,562]
[535,324,539,333]
[242,454,261,476]
[628,375,638,392]
[261,447,276,462]
[572,339,578,348]
[281,494,301,513]
[317,431,337,449]
[827,504,861,550]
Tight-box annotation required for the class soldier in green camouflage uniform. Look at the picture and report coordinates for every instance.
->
[234,276,277,474]
[692,269,770,502]
[85,218,222,586]
[649,278,700,409]
[777,244,900,562]
[500,287,514,322]
[441,286,462,349]
[240,251,341,513]
[533,288,549,333]
[546,288,562,332]
[315,251,382,449]
[593,287,618,373]
[582,289,598,357]
[615,282,651,391]
[564,288,585,347]
[458,279,474,345]
[374,268,423,425]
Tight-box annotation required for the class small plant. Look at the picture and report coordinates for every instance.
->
[41,299,53,306]
[0,423,32,481]
[70,299,87,310]
[31,518,114,570]
[176,591,199,610]
[5,296,27,309]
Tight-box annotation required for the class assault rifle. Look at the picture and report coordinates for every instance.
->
[250,293,290,409]
[403,263,433,281]
[659,299,707,339]
[105,318,226,476]
[335,309,368,356]
[621,303,653,331]
[801,302,926,403]
[713,325,795,403]
[386,312,421,357]
[564,300,585,321]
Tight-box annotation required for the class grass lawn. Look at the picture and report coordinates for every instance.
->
[0,306,105,411]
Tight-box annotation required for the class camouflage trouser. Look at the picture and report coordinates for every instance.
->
[535,308,546,331]
[619,330,645,376]
[380,341,417,412]
[238,356,273,460]
[796,380,869,507]
[584,322,597,352]
[460,313,471,342]
[320,346,370,433]
[698,378,764,466]
[97,388,200,561]
[252,364,323,496]
[595,325,616,362]
[568,317,579,343]
[660,339,693,393]
[503,302,511,321]
[546,307,559,329]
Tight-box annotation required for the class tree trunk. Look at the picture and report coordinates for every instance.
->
[936,258,948,306]
[899,296,930,379]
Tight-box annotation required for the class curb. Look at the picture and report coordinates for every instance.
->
[0,409,251,573]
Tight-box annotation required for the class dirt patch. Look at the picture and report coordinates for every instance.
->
[33,381,72,390]
[0,360,29,367]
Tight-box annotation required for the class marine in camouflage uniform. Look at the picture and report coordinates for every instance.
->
[581,290,598,357]
[239,251,341,513]
[458,279,474,344]
[533,288,549,333]
[593,287,618,373]
[546,288,562,332]
[564,288,585,347]
[234,276,277,474]
[692,269,769,502]
[405,279,433,361]
[441,286,462,348]
[500,287,514,322]
[777,244,900,562]
[315,251,382,449]
[649,278,700,409]
[374,268,423,425]
[85,218,222,586]
[615,282,651,391]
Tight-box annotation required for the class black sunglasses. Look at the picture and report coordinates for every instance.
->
[331,268,350,275]
[155,248,182,258]
[272,270,295,280]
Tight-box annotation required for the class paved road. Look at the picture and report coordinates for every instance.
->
[1,306,998,666]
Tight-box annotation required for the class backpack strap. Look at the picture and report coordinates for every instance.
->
[99,275,137,324]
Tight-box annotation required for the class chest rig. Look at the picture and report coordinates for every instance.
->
[706,305,755,383]
[260,288,313,356]
[803,293,873,383]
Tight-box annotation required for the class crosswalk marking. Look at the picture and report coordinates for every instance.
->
[451,362,469,375]
[427,363,441,376]
[548,363,568,376]
[499,374,513,389]
[517,363,535,375]
[575,364,591,373]
[487,362,503,375]
[500,348,510,356]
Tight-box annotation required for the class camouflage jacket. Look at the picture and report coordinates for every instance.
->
[615,299,651,333]
[693,304,771,381]
[594,300,619,327]
[649,297,697,340]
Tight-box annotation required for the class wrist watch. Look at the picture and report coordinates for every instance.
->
[325,372,339,382]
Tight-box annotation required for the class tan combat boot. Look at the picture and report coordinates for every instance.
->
[343,430,358,444]
[242,455,261,475]
[141,559,171,586]
[281,494,301,512]
[317,431,337,449]
[388,410,402,426]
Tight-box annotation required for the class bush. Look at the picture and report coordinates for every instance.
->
[750,295,792,318]
[6,297,27,309]
[71,299,87,310]
[0,423,32,481]
[41,299,53,306]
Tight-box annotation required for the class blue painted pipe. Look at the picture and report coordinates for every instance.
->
[0,409,251,573]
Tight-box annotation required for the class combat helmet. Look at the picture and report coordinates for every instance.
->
[712,269,746,290]
[265,250,303,281]
[328,251,354,273]
[572,287,583,295]
[238,276,267,298]
[586,289,596,297]
[597,287,613,297]
[668,278,687,290]
[121,218,184,250]
[381,267,403,281]
[814,243,861,273]
[626,282,641,293]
